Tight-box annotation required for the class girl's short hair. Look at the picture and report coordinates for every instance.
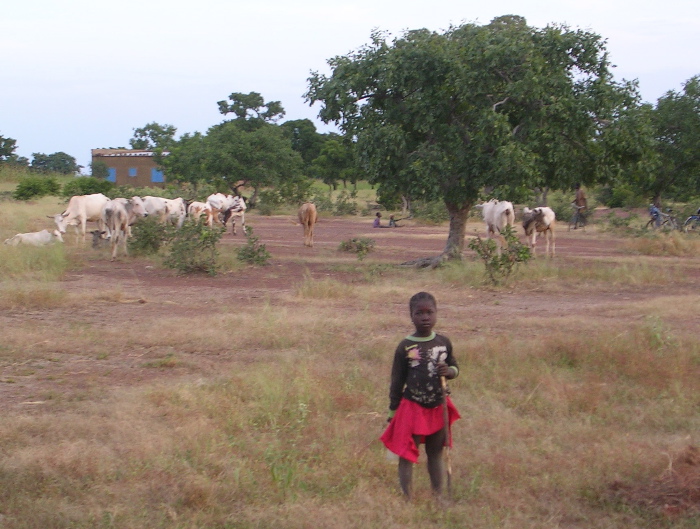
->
[409,291,437,313]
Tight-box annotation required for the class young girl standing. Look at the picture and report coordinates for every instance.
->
[381,291,460,499]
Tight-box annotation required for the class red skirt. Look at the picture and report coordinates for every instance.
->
[380,397,460,463]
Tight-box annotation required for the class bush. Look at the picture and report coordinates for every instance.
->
[468,225,532,285]
[236,227,271,265]
[12,176,61,200]
[338,237,375,260]
[257,189,285,216]
[411,200,449,224]
[61,177,113,198]
[333,191,358,216]
[164,220,224,275]
[128,217,171,256]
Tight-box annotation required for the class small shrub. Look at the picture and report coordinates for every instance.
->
[128,217,171,256]
[61,177,113,198]
[237,227,271,265]
[164,220,224,275]
[12,176,60,200]
[338,237,375,260]
[333,191,358,216]
[468,225,532,285]
[311,193,334,213]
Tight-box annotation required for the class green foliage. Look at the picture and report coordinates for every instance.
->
[31,152,80,174]
[164,220,225,275]
[468,225,532,285]
[61,177,114,197]
[338,237,375,260]
[411,200,449,224]
[12,176,60,200]
[128,217,171,256]
[257,189,285,215]
[306,18,637,257]
[596,184,647,208]
[332,190,358,215]
[236,227,271,265]
[129,122,177,150]
[89,160,110,179]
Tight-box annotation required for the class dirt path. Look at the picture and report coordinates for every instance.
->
[2,214,697,412]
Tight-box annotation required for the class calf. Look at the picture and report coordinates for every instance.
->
[4,229,64,246]
[298,202,318,247]
[522,206,556,258]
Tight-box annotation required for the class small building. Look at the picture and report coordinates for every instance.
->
[91,149,167,187]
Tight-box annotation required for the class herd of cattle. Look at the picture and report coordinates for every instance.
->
[3,194,555,259]
[3,192,248,260]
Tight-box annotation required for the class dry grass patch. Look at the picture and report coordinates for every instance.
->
[624,232,700,256]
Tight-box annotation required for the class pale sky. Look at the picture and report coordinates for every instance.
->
[2,0,698,171]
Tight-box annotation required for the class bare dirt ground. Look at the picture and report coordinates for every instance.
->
[3,213,697,411]
[3,213,700,517]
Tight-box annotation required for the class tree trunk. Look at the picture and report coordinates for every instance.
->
[401,195,411,217]
[443,202,471,259]
[400,200,470,269]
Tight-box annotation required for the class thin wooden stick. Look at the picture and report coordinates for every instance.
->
[441,375,452,498]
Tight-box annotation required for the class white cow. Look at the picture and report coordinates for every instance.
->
[102,197,149,238]
[188,201,215,226]
[223,196,247,235]
[4,229,64,246]
[164,197,187,229]
[142,196,169,222]
[49,193,110,242]
[103,200,133,260]
[207,193,247,234]
[477,199,515,253]
[522,207,556,258]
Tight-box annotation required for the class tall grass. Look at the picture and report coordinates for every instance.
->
[2,240,700,527]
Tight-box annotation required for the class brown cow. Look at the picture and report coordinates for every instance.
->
[298,203,318,247]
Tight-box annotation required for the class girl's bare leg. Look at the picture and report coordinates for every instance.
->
[398,457,413,498]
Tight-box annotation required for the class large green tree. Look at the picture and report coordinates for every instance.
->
[645,76,700,203]
[306,17,636,260]
[164,93,304,204]
[130,122,177,150]
[309,137,360,190]
[279,118,326,169]
[31,152,80,174]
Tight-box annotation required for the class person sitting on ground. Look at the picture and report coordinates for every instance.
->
[389,215,403,228]
[373,211,382,228]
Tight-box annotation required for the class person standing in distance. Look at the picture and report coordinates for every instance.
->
[380,291,460,499]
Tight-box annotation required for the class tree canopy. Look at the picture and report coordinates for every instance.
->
[130,122,177,151]
[31,152,80,174]
[306,16,639,259]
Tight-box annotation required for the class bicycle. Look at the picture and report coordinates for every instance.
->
[645,207,680,231]
[568,205,588,231]
[682,209,700,233]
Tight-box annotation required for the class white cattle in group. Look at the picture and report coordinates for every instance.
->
[142,196,169,222]
[188,201,215,226]
[223,196,247,235]
[103,200,133,260]
[522,206,556,258]
[298,202,317,247]
[164,197,187,228]
[102,197,149,238]
[4,229,64,246]
[476,199,515,253]
[207,193,247,235]
[49,193,110,242]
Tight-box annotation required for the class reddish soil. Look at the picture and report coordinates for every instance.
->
[3,213,700,517]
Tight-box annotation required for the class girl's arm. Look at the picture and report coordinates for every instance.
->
[388,344,408,411]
